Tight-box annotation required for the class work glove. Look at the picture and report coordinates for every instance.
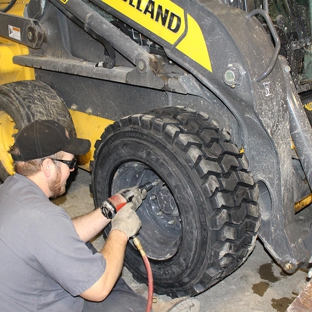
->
[118,186,147,211]
[111,203,142,238]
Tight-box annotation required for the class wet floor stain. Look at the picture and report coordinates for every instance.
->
[271,297,295,312]
[252,261,297,311]
[252,281,270,296]
[252,262,280,297]
[258,262,280,283]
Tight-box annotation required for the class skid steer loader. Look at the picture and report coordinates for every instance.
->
[1,0,312,299]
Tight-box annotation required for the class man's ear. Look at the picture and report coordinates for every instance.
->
[41,158,54,178]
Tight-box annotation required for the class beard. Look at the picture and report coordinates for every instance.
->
[49,167,66,198]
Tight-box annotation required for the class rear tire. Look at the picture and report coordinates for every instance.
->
[91,106,260,297]
[0,80,74,181]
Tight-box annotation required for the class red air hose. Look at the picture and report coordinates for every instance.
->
[132,237,153,312]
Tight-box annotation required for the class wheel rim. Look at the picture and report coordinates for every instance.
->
[0,111,17,175]
[111,161,182,260]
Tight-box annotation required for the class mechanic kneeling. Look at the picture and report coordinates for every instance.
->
[0,120,200,312]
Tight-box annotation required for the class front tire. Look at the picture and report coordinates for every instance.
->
[92,106,260,297]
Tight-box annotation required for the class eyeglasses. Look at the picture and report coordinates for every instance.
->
[51,158,77,170]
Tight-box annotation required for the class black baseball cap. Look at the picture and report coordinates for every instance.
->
[11,120,91,162]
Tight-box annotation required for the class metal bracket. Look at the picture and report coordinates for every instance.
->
[0,12,44,49]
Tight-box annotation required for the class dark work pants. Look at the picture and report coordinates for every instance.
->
[82,242,147,312]
[82,277,147,312]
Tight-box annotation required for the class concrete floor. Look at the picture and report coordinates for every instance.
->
[53,169,311,312]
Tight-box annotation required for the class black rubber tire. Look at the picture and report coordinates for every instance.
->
[0,0,16,12]
[91,106,260,297]
[0,80,75,182]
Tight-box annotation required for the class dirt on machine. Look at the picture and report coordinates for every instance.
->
[1,0,312,300]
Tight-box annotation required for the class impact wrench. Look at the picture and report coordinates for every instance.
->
[100,181,159,312]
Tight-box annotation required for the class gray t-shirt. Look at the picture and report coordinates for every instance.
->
[0,174,106,312]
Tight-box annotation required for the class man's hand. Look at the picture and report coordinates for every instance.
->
[118,186,147,210]
[111,203,142,238]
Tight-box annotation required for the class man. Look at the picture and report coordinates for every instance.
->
[0,120,200,312]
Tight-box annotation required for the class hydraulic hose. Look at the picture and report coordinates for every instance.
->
[132,237,153,312]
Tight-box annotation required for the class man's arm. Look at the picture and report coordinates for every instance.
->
[79,205,142,301]
[72,208,110,242]
[80,229,128,301]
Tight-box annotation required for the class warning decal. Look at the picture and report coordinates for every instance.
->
[8,25,21,41]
